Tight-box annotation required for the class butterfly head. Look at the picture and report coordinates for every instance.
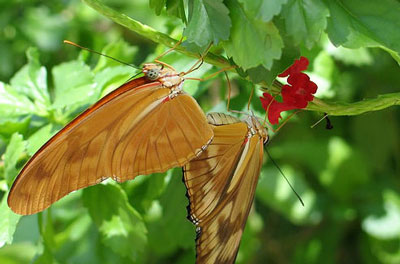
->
[247,115,269,144]
[142,63,164,80]
[142,63,184,88]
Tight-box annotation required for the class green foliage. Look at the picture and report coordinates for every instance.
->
[82,183,147,261]
[0,0,399,264]
[223,0,283,70]
[184,0,231,47]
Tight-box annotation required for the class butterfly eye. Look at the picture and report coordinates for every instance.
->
[147,68,160,80]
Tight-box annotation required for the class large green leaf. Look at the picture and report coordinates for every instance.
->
[9,48,50,112]
[82,183,147,261]
[223,0,283,70]
[184,0,231,47]
[26,124,53,156]
[52,60,94,109]
[0,82,36,118]
[95,65,135,99]
[0,116,30,140]
[93,40,138,73]
[238,0,288,22]
[281,0,329,49]
[326,0,400,63]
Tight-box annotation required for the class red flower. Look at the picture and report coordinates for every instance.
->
[278,56,309,78]
[260,56,317,125]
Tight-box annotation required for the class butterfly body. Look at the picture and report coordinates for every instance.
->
[184,113,268,264]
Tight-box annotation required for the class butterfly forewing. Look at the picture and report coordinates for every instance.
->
[183,113,265,264]
[8,77,213,215]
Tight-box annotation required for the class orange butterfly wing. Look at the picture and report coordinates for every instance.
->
[183,113,265,264]
[8,77,213,215]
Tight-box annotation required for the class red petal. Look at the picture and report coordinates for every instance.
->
[278,56,309,77]
[260,93,297,125]
[267,101,297,125]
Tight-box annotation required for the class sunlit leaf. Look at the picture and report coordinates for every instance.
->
[26,124,54,156]
[0,116,30,140]
[52,61,95,109]
[82,182,147,261]
[0,82,37,118]
[9,48,50,110]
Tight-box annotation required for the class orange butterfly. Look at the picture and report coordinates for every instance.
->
[8,63,214,215]
[183,112,268,264]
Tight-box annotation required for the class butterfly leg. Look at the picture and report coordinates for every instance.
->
[154,36,184,62]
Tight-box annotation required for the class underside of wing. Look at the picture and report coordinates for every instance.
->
[8,79,213,215]
[183,116,264,264]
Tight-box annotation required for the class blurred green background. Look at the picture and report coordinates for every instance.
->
[0,0,399,263]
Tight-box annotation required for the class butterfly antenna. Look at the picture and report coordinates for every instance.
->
[265,148,304,206]
[124,71,143,83]
[63,40,140,70]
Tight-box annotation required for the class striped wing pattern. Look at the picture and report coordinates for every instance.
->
[183,113,265,264]
[8,78,213,215]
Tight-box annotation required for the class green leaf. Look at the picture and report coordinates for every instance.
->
[247,37,300,85]
[223,0,283,70]
[238,0,288,22]
[0,193,21,247]
[9,48,50,110]
[52,60,95,109]
[0,116,31,140]
[126,173,167,214]
[26,124,53,156]
[281,0,329,49]
[0,82,37,117]
[184,0,231,47]
[3,133,26,186]
[95,65,135,99]
[93,40,138,73]
[147,169,195,256]
[82,182,147,261]
[326,0,400,63]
